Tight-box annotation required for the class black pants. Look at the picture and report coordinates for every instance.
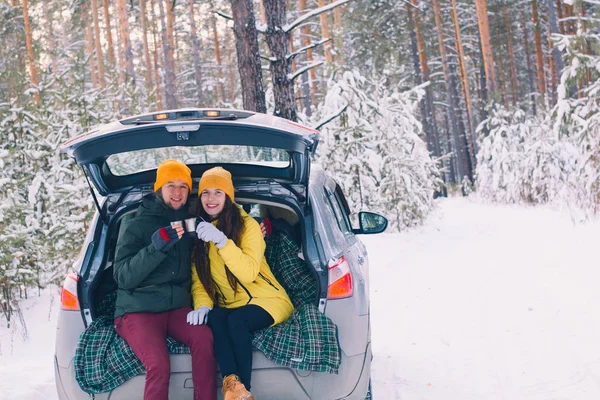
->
[207,304,274,390]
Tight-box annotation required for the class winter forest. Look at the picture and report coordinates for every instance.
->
[0,0,599,325]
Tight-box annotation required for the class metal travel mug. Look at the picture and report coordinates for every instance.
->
[170,220,183,229]
[184,217,198,236]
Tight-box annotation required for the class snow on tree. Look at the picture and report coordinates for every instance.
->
[0,46,119,326]
[311,70,441,231]
[551,21,600,216]
[475,105,573,205]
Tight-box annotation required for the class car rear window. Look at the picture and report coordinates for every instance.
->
[106,145,290,176]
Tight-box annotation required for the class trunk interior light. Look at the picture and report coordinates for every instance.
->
[60,270,80,311]
[327,256,353,299]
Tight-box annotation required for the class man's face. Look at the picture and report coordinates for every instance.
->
[161,180,189,210]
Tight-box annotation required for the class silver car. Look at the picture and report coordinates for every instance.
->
[55,109,387,399]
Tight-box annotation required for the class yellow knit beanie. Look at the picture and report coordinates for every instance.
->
[198,166,235,201]
[154,160,192,192]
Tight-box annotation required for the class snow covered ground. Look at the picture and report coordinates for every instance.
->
[2,197,600,399]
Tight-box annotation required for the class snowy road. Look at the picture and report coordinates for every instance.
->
[363,198,600,400]
[2,197,600,399]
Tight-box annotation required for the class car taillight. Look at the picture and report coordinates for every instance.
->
[327,256,353,299]
[60,270,80,310]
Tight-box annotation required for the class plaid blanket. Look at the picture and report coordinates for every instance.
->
[74,232,340,394]
[74,291,190,393]
[256,232,340,374]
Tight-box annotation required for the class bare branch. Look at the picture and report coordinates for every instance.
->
[284,0,352,33]
[314,104,348,130]
[287,38,332,60]
[214,10,232,21]
[288,61,324,82]
[400,0,422,11]
[214,10,267,33]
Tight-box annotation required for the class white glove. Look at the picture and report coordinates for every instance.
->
[187,306,212,325]
[195,222,228,249]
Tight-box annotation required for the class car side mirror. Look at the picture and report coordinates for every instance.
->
[353,212,388,234]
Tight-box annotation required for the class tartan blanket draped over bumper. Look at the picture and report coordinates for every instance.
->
[74,232,341,394]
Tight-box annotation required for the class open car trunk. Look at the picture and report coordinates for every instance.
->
[76,191,341,399]
[86,192,317,320]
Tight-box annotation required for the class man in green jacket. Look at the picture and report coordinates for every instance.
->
[113,159,216,400]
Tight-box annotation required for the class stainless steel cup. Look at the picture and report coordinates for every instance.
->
[184,217,197,236]
[170,220,183,229]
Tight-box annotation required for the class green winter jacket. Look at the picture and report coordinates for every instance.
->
[113,193,192,318]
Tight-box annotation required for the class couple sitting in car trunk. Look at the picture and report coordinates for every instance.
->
[113,159,294,400]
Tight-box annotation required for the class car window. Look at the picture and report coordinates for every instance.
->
[325,187,352,234]
[334,185,353,231]
[106,145,290,176]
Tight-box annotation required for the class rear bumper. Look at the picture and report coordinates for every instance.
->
[54,344,371,400]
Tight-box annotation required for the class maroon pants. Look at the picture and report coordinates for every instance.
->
[114,307,216,400]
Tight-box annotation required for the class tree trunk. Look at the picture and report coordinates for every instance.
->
[140,0,153,94]
[158,0,177,108]
[263,0,297,121]
[211,9,226,104]
[406,3,434,156]
[226,31,236,103]
[91,0,105,86]
[532,0,546,101]
[42,0,57,76]
[547,39,557,104]
[497,50,509,107]
[503,5,518,106]
[451,0,476,168]
[547,0,563,104]
[259,0,267,24]
[318,0,333,63]
[556,0,565,34]
[412,0,441,159]
[166,0,176,73]
[22,0,39,105]
[188,0,204,105]
[333,1,344,64]
[579,1,591,87]
[299,0,317,110]
[150,0,163,108]
[117,0,135,85]
[102,0,116,68]
[432,0,470,182]
[289,34,301,111]
[474,0,495,96]
[84,6,98,89]
[522,6,537,115]
[230,0,266,113]
[563,3,574,35]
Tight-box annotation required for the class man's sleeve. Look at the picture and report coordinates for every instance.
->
[113,220,168,290]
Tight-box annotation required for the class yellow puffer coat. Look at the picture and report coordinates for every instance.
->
[191,208,294,325]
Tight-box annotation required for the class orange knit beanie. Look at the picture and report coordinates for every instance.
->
[154,160,192,192]
[198,167,234,201]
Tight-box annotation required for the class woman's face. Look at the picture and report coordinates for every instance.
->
[200,188,226,218]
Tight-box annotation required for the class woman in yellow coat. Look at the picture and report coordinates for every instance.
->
[186,166,294,400]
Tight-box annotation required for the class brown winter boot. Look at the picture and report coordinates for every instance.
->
[222,374,254,400]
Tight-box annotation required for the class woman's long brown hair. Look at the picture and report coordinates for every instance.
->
[193,195,244,305]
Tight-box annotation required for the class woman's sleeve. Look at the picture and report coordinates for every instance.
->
[190,261,214,309]
[217,217,265,284]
